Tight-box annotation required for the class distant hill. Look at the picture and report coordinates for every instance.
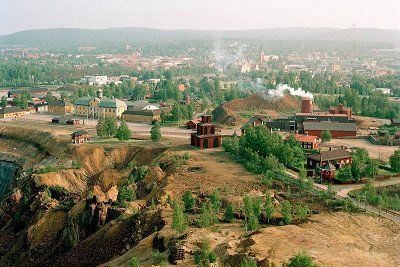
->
[0,27,399,47]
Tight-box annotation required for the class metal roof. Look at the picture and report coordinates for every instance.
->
[303,122,357,132]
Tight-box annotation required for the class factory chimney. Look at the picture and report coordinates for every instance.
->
[301,97,313,114]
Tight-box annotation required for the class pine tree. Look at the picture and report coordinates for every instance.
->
[172,201,188,232]
[150,122,162,141]
[210,189,221,212]
[265,195,275,224]
[223,205,234,223]
[281,200,292,225]
[96,117,108,139]
[182,190,196,211]
[116,120,132,141]
[243,196,259,231]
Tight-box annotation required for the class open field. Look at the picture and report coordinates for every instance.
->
[323,138,399,161]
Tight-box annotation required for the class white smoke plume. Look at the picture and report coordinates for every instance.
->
[263,84,314,99]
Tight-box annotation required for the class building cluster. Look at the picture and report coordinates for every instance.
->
[243,98,357,138]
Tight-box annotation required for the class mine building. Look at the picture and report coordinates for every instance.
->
[190,115,222,149]
[302,121,357,138]
[391,118,400,127]
[186,118,201,130]
[71,130,91,144]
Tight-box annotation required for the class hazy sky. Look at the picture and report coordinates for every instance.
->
[1,0,399,35]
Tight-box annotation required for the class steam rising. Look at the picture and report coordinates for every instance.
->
[261,84,314,100]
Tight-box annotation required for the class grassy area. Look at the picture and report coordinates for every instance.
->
[349,184,400,212]
[88,138,145,144]
[377,168,397,176]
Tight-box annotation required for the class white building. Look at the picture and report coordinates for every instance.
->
[80,76,108,85]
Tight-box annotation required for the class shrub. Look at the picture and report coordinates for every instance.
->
[129,257,139,267]
[151,250,166,265]
[295,205,309,222]
[286,251,318,267]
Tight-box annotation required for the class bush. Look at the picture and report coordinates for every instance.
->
[243,196,259,231]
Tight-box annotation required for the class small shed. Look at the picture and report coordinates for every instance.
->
[186,118,200,130]
[321,162,336,180]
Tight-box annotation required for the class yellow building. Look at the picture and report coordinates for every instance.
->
[48,100,74,115]
[74,97,127,119]
[0,106,27,119]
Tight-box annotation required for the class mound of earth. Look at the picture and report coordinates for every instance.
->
[212,93,300,125]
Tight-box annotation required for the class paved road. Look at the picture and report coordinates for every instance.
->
[285,169,400,222]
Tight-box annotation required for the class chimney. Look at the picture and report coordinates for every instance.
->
[301,97,313,114]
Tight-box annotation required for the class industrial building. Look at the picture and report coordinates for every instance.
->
[191,115,222,149]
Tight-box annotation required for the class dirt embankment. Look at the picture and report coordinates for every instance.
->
[33,144,167,194]
[212,94,300,125]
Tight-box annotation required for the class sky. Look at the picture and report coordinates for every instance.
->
[0,0,399,35]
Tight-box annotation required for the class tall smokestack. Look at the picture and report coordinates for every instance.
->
[301,97,313,114]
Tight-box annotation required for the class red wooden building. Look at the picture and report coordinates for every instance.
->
[303,121,357,138]
[71,130,91,144]
[190,115,222,149]
[307,148,352,179]
[284,132,319,149]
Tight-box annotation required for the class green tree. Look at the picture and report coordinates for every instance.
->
[96,117,108,139]
[390,149,400,173]
[223,205,234,223]
[243,196,259,231]
[116,120,132,141]
[105,117,118,138]
[0,96,7,108]
[281,200,292,225]
[196,202,218,227]
[336,165,354,183]
[265,195,275,224]
[321,130,332,143]
[210,189,221,212]
[172,201,188,233]
[182,190,196,211]
[46,91,54,103]
[252,197,262,220]
[150,122,162,141]
[295,205,309,222]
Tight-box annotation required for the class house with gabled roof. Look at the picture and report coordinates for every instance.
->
[241,115,272,134]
